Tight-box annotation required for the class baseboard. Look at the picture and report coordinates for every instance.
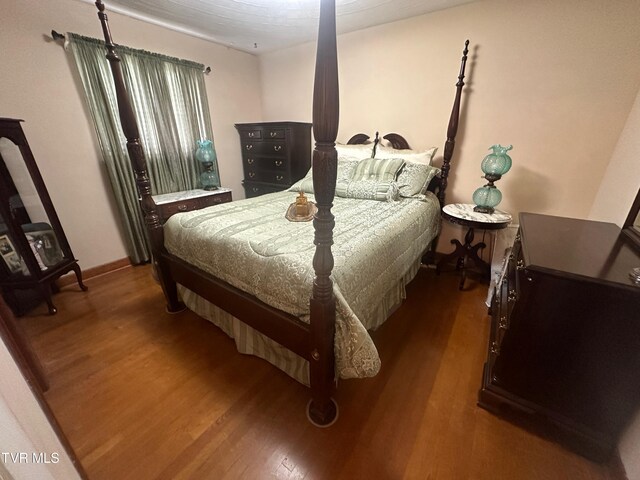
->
[57,258,132,287]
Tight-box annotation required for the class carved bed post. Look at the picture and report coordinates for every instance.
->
[438,39,469,208]
[94,0,183,312]
[307,0,339,426]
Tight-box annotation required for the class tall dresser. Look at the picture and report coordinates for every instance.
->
[234,122,311,198]
[479,212,640,461]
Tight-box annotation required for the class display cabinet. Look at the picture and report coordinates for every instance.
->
[0,118,86,315]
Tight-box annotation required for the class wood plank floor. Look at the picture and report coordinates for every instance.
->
[19,265,625,480]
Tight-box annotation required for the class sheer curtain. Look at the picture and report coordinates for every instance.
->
[68,33,217,263]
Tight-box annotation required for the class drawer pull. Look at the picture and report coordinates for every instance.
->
[245,144,253,151]
[490,341,500,355]
[274,145,282,152]
[247,158,254,164]
[249,172,256,178]
[252,187,259,192]
[248,132,255,137]
[270,131,277,137]
[177,204,188,212]
[274,160,283,167]
[276,175,284,181]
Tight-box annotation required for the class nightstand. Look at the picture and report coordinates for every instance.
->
[436,203,512,290]
[152,188,232,223]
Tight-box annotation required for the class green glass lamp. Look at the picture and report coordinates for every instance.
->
[472,144,513,213]
[195,139,219,190]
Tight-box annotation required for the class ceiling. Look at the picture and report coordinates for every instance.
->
[88,0,474,54]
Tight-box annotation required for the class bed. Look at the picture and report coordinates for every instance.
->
[93,0,469,426]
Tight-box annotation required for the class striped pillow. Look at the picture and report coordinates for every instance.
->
[336,179,400,202]
[350,158,405,182]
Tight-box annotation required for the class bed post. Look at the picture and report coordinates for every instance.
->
[438,39,469,208]
[94,1,183,312]
[307,0,339,426]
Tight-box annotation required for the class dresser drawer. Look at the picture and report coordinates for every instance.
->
[239,129,262,140]
[244,155,289,171]
[243,182,285,198]
[155,190,232,223]
[245,169,291,185]
[242,141,287,156]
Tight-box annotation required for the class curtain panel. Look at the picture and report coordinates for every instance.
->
[68,33,217,263]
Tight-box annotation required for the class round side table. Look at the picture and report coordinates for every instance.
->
[437,203,512,290]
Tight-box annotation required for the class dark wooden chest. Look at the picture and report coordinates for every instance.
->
[234,122,312,198]
[479,212,640,461]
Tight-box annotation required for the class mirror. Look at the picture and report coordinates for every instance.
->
[0,137,66,275]
[623,187,640,247]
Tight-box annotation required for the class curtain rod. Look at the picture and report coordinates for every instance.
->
[50,30,211,74]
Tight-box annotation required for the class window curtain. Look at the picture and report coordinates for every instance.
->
[67,33,218,263]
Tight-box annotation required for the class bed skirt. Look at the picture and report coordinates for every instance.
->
[177,258,423,386]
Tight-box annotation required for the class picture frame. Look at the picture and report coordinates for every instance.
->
[0,234,28,275]
[25,229,63,268]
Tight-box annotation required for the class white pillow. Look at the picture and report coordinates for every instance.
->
[335,143,375,161]
[375,145,437,165]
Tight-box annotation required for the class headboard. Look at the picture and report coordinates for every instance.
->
[347,131,443,204]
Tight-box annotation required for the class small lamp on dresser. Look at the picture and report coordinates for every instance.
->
[195,139,220,190]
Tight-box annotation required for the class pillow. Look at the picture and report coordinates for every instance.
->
[396,162,441,197]
[335,179,400,202]
[375,145,437,165]
[335,143,375,160]
[350,157,405,182]
[289,158,360,194]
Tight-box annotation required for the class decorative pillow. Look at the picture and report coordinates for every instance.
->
[289,158,360,194]
[396,162,441,197]
[350,157,405,182]
[375,145,438,165]
[335,143,375,160]
[335,179,400,202]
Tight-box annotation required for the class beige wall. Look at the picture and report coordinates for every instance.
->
[0,336,82,479]
[0,0,261,269]
[259,0,640,248]
[589,87,640,227]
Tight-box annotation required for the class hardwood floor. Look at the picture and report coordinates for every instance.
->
[19,265,625,480]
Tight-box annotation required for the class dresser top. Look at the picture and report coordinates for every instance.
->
[234,121,311,128]
[152,188,231,205]
[520,213,640,289]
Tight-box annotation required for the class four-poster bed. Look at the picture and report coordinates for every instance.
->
[93,0,469,426]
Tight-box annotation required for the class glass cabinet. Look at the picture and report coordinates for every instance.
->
[0,118,86,315]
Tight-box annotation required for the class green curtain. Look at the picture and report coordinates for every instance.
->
[68,33,217,263]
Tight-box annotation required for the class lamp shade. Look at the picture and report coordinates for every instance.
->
[196,139,216,164]
[480,144,512,176]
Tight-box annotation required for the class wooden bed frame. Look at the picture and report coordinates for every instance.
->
[93,0,468,426]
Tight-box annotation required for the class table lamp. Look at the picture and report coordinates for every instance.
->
[196,139,219,190]
[472,144,512,214]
